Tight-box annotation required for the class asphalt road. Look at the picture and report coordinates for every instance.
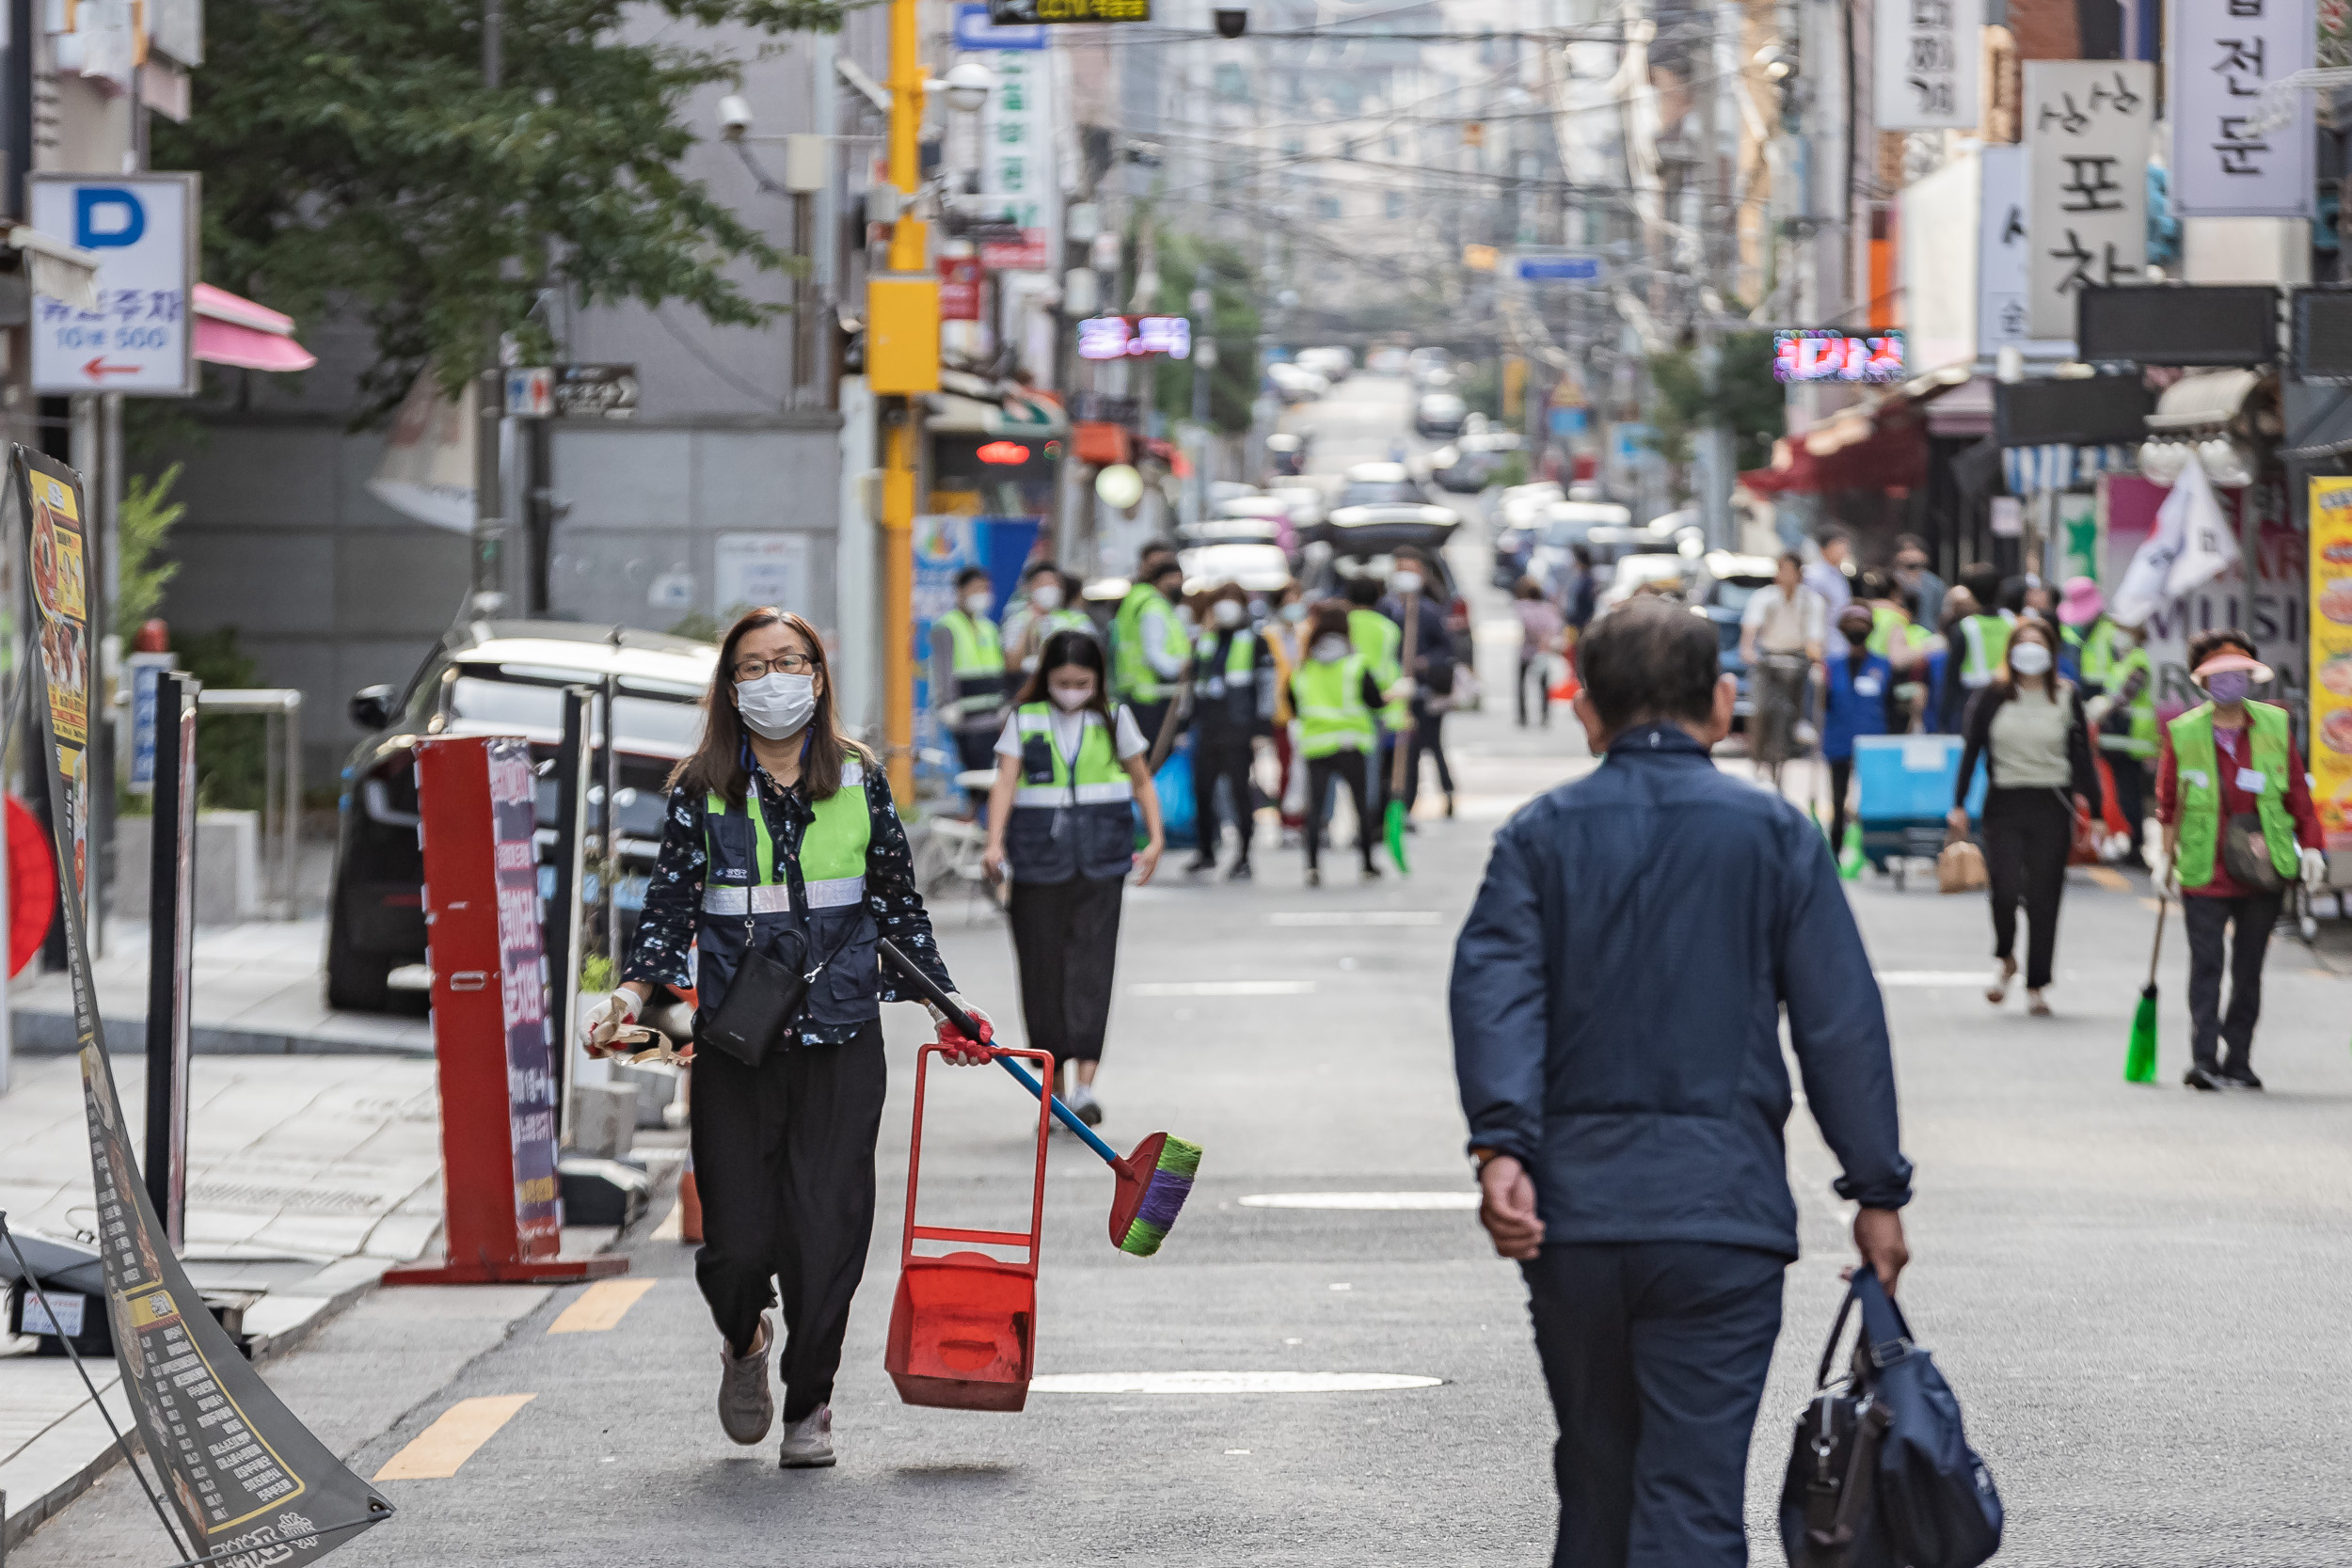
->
[26,373,2352,1566]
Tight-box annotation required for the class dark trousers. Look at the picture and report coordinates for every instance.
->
[1191,729,1257,865]
[1981,786,2072,990]
[690,1021,887,1422]
[2105,751,2148,861]
[1401,711,1454,814]
[953,723,1000,813]
[1521,1242,1788,1568]
[1009,874,1123,1064]
[1519,653,1552,727]
[1827,756,1854,850]
[1130,700,1172,753]
[2184,889,2283,1069]
[1304,749,1376,871]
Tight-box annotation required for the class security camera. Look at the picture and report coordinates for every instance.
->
[718,94,755,139]
[1214,8,1248,38]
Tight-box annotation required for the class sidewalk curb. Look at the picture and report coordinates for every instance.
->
[8,1008,433,1058]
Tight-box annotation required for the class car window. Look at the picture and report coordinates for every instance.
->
[1708,577,1775,614]
[1338,482,1422,506]
[444,670,707,750]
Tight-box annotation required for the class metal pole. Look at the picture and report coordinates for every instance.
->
[282,693,301,918]
[144,673,197,1251]
[598,665,619,981]
[548,688,590,1144]
[880,0,927,804]
[471,0,506,605]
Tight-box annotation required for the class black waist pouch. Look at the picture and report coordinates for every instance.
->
[701,929,814,1069]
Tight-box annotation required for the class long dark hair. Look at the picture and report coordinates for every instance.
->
[1995,617,2061,701]
[1014,628,1111,718]
[670,607,865,804]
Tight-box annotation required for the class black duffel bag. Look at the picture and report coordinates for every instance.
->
[1780,1268,2002,1568]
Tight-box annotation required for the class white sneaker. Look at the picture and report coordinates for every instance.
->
[1986,959,2014,1005]
[718,1316,773,1446]
[778,1404,835,1468]
[1066,1082,1104,1127]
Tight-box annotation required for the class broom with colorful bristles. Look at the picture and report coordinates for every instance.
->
[2125,895,2165,1085]
[881,940,1200,1256]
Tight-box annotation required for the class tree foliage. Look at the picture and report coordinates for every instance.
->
[1645,330,1785,475]
[152,0,843,414]
[1149,224,1263,435]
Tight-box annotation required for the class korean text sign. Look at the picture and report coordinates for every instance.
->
[27,173,199,396]
[1875,0,1980,131]
[2169,0,2312,218]
[486,737,563,1254]
[1772,330,1906,384]
[2024,62,2153,341]
[2310,477,2352,849]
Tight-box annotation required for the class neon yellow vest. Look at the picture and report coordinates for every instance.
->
[706,774,871,887]
[2169,702,2298,888]
[1294,655,1376,757]
[1113,583,1185,702]
[1958,613,2010,687]
[1348,608,1410,732]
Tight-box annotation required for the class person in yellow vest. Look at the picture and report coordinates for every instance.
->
[1112,546,1192,750]
[2067,581,2157,867]
[1263,582,1309,833]
[1187,582,1275,879]
[1290,603,1390,885]
[931,566,1010,810]
[1003,560,1096,674]
[2153,632,2327,1091]
[586,608,990,1470]
[1343,573,1414,816]
[981,629,1165,1126]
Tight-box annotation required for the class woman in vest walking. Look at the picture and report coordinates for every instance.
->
[1187,582,1274,879]
[982,629,1166,1124]
[931,566,1010,811]
[2153,631,2327,1090]
[583,609,991,1469]
[1291,604,1388,885]
[1949,617,2102,1017]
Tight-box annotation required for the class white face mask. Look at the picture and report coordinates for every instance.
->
[737,672,817,741]
[1391,571,1423,596]
[2009,642,2053,677]
[1049,684,1094,711]
[1212,599,1245,628]
[1311,636,1349,663]
[1279,602,1308,624]
[1030,583,1064,611]
[961,591,993,617]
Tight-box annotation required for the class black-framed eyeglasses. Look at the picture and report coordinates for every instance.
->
[734,653,816,681]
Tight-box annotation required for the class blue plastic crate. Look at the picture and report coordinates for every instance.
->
[1853,734,1986,821]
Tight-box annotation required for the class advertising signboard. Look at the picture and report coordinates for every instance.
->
[27,173,199,395]
[2311,476,2352,849]
[1772,329,1907,383]
[2168,0,2312,218]
[1874,0,1981,130]
[2024,62,2154,341]
[1077,315,1191,360]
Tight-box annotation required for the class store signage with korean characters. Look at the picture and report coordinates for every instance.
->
[2169,0,2313,218]
[940,256,983,322]
[976,9,1060,264]
[28,173,199,395]
[1077,315,1191,360]
[1977,145,2075,361]
[987,0,1150,20]
[2025,62,2154,341]
[1772,330,1906,384]
[1875,0,1981,131]
[2312,477,2352,848]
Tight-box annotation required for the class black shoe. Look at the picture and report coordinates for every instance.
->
[1227,861,1252,882]
[1184,855,1216,877]
[2183,1064,2229,1092]
[1444,793,1456,818]
[2219,1062,2265,1090]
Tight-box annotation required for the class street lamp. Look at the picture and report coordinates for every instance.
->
[939,59,993,115]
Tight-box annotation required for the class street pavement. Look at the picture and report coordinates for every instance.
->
[20,374,2352,1565]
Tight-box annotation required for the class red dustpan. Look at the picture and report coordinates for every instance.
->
[883,1043,1054,1412]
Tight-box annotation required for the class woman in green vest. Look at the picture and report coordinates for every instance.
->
[2153,631,2327,1091]
[587,608,990,1469]
[1290,603,1389,885]
[1187,582,1275,879]
[981,629,1166,1125]
[931,566,1009,809]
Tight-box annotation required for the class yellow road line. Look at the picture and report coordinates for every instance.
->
[2088,867,2130,893]
[548,1278,658,1335]
[373,1394,535,1481]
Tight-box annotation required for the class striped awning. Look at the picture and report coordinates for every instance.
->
[2001,443,2135,495]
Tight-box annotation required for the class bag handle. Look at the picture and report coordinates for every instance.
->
[1811,1288,1860,1388]
[1850,1266,1915,1368]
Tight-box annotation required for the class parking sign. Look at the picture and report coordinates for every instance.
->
[27,173,199,396]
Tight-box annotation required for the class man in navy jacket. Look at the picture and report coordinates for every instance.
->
[1451,598,1914,1568]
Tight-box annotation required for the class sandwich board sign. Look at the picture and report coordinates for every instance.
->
[27,173,199,396]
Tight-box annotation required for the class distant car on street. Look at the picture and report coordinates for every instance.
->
[1406,347,1452,386]
[1266,362,1330,403]
[1334,461,1426,509]
[1593,552,1694,615]
[1366,346,1409,375]
[1265,431,1311,477]
[1295,346,1354,383]
[1413,392,1469,437]
[327,622,716,1012]
[1429,428,1523,493]
[1181,541,1295,594]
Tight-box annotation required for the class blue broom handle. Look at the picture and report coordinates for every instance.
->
[993,1053,1122,1164]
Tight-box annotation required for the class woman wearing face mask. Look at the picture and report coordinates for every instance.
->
[981,630,1165,1124]
[1262,583,1311,834]
[1950,617,2103,1017]
[1290,603,1390,885]
[931,566,1010,811]
[584,609,990,1470]
[2153,630,2326,1091]
[1187,581,1276,879]
[1379,549,1459,821]
[1005,561,1095,673]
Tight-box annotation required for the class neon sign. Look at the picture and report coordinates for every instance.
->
[1077,315,1192,361]
[1772,329,1907,384]
[977,440,1033,465]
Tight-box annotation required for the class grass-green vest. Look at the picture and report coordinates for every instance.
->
[2169,702,2298,888]
[1114,583,1184,702]
[936,609,1008,716]
[1295,655,1375,757]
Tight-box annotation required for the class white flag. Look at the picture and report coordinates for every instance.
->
[2160,453,2239,598]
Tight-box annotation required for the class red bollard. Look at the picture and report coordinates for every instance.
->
[884,1044,1053,1412]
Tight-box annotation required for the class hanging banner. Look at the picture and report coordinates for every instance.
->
[1875,0,1981,131]
[12,445,396,1565]
[2310,476,2352,850]
[2169,0,2313,218]
[2104,470,2304,719]
[976,23,1060,269]
[1977,145,2076,361]
[2025,61,2154,340]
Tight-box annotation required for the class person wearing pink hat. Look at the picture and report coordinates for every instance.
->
[2153,629,2327,1091]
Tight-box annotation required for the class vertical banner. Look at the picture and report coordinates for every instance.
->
[2025,62,2154,340]
[975,9,1059,263]
[1976,145,2076,361]
[2310,477,2352,850]
[2169,0,2313,218]
[2105,472,2305,715]
[1875,0,1981,131]
[12,447,394,1565]
[488,738,564,1253]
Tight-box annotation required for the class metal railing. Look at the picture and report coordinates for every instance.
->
[197,689,302,919]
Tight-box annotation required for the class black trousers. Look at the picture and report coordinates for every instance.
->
[1827,756,1855,850]
[953,723,1000,812]
[2184,890,2283,1070]
[1401,711,1454,814]
[1009,874,1123,1064]
[2105,751,2148,860]
[1191,729,1257,864]
[1304,750,1377,871]
[1519,653,1552,726]
[1981,786,2072,990]
[1522,1242,1787,1568]
[690,1021,887,1422]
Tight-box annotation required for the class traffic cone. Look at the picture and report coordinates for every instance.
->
[678,1162,705,1243]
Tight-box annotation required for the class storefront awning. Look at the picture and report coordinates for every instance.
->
[2146,368,2263,435]
[1740,406,1927,495]
[193,283,316,372]
[2280,381,2352,461]
[923,384,1067,438]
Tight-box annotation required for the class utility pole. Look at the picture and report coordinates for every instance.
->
[471,0,507,609]
[1189,284,1212,521]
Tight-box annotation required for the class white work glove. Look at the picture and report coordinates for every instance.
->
[2085,694,2113,726]
[927,992,995,1063]
[1384,679,1416,704]
[2303,847,2330,893]
[580,988,641,1055]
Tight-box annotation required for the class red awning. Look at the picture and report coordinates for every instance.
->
[193,282,316,372]
[1740,404,1927,495]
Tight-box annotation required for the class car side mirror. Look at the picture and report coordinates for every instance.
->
[349,684,395,731]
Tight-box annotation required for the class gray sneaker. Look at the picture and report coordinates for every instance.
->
[778,1403,835,1468]
[718,1316,773,1446]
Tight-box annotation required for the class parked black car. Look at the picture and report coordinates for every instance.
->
[326,621,716,1012]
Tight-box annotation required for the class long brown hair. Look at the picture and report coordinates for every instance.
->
[670,608,866,805]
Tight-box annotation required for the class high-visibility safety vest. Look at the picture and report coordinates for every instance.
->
[1348,608,1411,732]
[1003,703,1138,883]
[1864,608,1929,660]
[2079,620,2156,759]
[696,764,878,1025]
[1037,607,1095,640]
[1294,655,1376,758]
[1113,583,1187,702]
[1957,612,2011,689]
[2169,702,2300,889]
[936,609,1009,719]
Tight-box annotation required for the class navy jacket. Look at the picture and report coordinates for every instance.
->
[1450,723,1913,1258]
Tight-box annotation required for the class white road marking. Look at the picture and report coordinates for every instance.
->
[1240,1192,1480,1210]
[1262,911,1443,927]
[1129,980,1319,997]
[1029,1372,1442,1395]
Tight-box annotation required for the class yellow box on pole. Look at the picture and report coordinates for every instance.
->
[867,276,942,394]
